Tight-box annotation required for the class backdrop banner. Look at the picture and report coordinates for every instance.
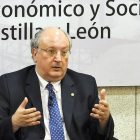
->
[0,0,140,86]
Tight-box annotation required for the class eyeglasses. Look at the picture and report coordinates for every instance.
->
[37,47,71,57]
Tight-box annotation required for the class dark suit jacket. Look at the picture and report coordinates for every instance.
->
[0,65,114,140]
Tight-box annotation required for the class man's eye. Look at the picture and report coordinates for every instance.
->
[48,50,54,53]
[61,51,67,54]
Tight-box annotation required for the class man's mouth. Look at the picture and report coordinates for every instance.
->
[52,66,61,70]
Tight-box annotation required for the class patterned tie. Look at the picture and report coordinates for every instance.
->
[46,83,65,140]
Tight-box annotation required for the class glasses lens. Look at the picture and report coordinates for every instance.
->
[47,50,55,57]
[39,48,70,57]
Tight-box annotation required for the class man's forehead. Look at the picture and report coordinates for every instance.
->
[43,27,62,36]
[40,28,69,45]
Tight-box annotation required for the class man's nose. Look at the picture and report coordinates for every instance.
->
[54,51,62,62]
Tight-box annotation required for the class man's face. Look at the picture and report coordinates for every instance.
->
[32,28,70,82]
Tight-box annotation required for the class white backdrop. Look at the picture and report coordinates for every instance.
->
[0,0,140,86]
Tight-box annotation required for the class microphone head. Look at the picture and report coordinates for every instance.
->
[48,103,53,106]
[49,96,53,100]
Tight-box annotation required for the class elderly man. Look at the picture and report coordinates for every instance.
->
[0,27,114,140]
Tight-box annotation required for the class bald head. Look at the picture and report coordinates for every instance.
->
[40,27,70,50]
[30,27,72,55]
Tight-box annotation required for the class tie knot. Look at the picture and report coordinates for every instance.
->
[46,83,53,91]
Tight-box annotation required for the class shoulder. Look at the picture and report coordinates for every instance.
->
[65,69,98,99]
[66,68,96,84]
[0,65,35,82]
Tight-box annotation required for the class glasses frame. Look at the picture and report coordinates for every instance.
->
[36,47,71,57]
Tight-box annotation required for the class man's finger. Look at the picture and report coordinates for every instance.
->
[28,121,41,126]
[26,115,42,123]
[22,108,37,115]
[94,104,107,112]
[90,113,101,119]
[92,108,105,116]
[20,97,28,109]
[100,89,106,100]
[99,100,109,107]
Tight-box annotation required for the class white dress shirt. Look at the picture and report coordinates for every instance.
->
[36,72,70,140]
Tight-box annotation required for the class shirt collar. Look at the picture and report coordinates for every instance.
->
[51,81,61,93]
[36,71,61,92]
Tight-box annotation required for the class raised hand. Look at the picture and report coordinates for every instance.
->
[90,89,110,133]
[12,97,41,133]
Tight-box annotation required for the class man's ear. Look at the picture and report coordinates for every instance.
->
[32,48,38,63]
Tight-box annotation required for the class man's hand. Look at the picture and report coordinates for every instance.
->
[90,89,110,134]
[12,97,41,133]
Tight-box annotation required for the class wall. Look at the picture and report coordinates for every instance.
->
[98,86,139,140]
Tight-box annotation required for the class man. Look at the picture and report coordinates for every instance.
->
[0,27,114,140]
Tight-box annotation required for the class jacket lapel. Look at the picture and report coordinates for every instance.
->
[25,67,45,130]
[61,73,77,136]
[24,67,76,136]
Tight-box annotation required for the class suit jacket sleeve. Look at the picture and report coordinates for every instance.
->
[89,77,114,140]
[0,75,17,140]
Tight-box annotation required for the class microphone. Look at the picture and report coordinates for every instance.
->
[49,96,53,100]
[48,103,53,106]
[48,96,53,106]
